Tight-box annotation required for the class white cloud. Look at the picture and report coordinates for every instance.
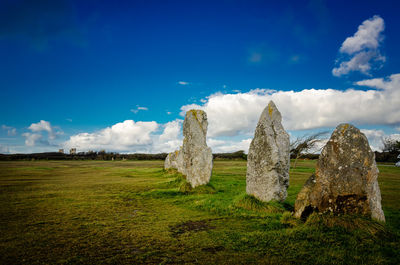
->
[361,129,400,151]
[130,105,148,114]
[19,72,398,154]
[28,120,55,139]
[22,133,42,147]
[63,119,184,154]
[1,125,16,136]
[159,120,182,142]
[178,81,190,85]
[152,120,183,153]
[21,120,61,147]
[207,138,252,153]
[340,15,384,54]
[180,74,400,138]
[332,51,385,77]
[360,129,385,151]
[333,15,385,77]
[64,120,158,152]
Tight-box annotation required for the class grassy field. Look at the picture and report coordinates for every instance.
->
[0,160,399,264]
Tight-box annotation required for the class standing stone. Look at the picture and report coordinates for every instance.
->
[176,147,184,174]
[180,110,213,188]
[164,150,179,170]
[294,124,385,222]
[246,101,290,202]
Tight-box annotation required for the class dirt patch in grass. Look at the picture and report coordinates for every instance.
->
[201,246,225,253]
[170,220,216,236]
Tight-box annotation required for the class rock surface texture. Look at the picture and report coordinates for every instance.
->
[294,124,385,222]
[246,101,290,202]
[180,110,213,187]
[164,110,213,187]
[164,150,179,170]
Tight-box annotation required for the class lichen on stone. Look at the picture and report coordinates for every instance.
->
[294,123,385,222]
[246,100,290,202]
[268,103,273,117]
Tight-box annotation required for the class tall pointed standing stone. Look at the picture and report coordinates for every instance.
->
[246,101,290,202]
[180,110,213,188]
[294,124,385,222]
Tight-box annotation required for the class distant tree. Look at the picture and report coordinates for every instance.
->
[290,131,328,168]
[382,137,400,153]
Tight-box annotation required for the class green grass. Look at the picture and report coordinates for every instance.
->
[0,160,399,264]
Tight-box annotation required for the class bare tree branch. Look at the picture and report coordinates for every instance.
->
[290,131,329,168]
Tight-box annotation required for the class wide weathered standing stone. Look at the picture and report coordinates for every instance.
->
[246,101,290,202]
[172,110,212,187]
[294,124,385,222]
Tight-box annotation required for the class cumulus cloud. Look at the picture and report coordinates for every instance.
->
[21,120,62,147]
[64,120,158,152]
[340,15,384,54]
[159,120,182,142]
[332,51,385,77]
[333,15,385,77]
[180,74,400,137]
[29,120,55,139]
[207,138,252,153]
[57,73,399,154]
[1,125,16,136]
[152,120,183,153]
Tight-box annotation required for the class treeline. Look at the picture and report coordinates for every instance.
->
[0,151,168,161]
[213,150,247,160]
[0,150,398,162]
[0,151,249,161]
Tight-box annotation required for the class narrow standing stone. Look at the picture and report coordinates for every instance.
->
[246,101,290,202]
[180,110,213,187]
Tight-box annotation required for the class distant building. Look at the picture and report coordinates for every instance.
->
[70,148,76,155]
[58,149,64,154]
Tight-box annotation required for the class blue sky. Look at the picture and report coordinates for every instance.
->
[1,0,400,154]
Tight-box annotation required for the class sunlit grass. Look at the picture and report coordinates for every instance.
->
[0,160,399,264]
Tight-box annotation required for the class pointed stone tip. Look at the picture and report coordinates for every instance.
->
[186,109,206,116]
[335,123,359,135]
